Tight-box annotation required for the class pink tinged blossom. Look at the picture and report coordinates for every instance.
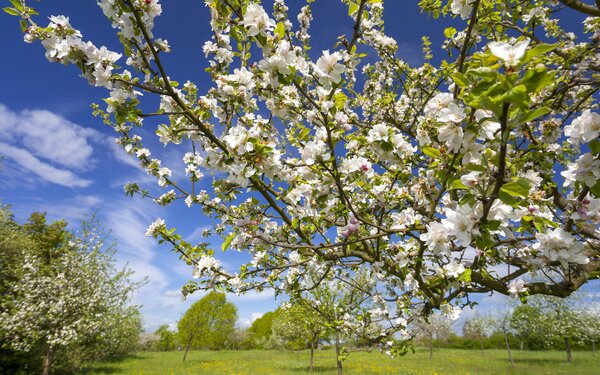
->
[488,38,530,67]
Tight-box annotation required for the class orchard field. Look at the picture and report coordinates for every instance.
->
[83,349,600,375]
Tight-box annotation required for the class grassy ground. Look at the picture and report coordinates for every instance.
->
[83,348,600,374]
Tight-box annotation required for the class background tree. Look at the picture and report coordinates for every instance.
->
[177,291,237,360]
[412,314,454,360]
[491,310,515,366]
[271,301,330,371]
[530,296,589,363]
[0,208,142,375]
[581,310,600,355]
[245,310,279,349]
[510,304,548,351]
[152,324,178,351]
[462,314,491,356]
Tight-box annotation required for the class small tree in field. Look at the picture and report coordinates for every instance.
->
[462,314,491,356]
[412,313,454,360]
[491,310,515,366]
[6,0,600,356]
[177,291,237,360]
[0,207,142,375]
[273,301,330,371]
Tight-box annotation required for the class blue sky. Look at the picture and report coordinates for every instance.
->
[1,1,597,332]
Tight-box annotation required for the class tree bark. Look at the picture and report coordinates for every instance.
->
[310,335,316,372]
[429,335,433,360]
[564,336,572,363]
[183,334,193,362]
[42,345,54,375]
[479,336,484,357]
[520,340,524,351]
[335,331,343,375]
[593,340,596,355]
[504,331,514,366]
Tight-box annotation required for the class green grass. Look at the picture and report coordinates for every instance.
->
[83,348,600,374]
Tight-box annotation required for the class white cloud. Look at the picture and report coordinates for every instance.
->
[0,103,100,170]
[238,312,264,328]
[0,142,92,187]
[0,103,142,188]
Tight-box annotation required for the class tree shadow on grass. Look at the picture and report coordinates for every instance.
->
[81,354,145,374]
[81,365,123,374]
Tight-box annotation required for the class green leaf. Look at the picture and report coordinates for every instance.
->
[221,233,234,251]
[523,43,557,63]
[274,21,285,39]
[498,190,521,206]
[348,1,358,15]
[334,92,348,109]
[500,178,531,198]
[444,27,457,38]
[590,180,600,198]
[502,85,528,107]
[521,107,550,123]
[298,128,310,141]
[451,72,468,87]
[465,163,487,172]
[3,7,19,16]
[470,67,499,80]
[449,179,467,190]
[422,147,441,158]
[9,0,23,12]
[589,139,600,155]
[521,68,556,94]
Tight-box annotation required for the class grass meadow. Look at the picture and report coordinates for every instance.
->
[83,348,600,374]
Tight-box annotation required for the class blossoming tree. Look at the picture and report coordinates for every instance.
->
[6,0,600,352]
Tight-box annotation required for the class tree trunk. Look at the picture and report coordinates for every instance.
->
[429,335,433,360]
[504,331,514,366]
[42,345,54,375]
[564,337,572,363]
[593,340,596,355]
[479,337,484,357]
[335,331,343,375]
[183,334,193,362]
[310,335,316,372]
[519,340,524,351]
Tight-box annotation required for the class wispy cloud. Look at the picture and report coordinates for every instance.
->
[0,142,92,187]
[0,103,141,188]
